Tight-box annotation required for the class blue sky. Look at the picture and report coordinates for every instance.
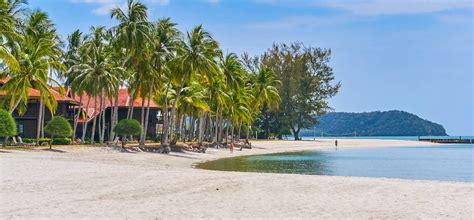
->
[30,0,473,135]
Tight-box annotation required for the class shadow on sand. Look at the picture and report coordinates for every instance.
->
[42,149,67,153]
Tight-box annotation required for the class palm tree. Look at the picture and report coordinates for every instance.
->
[64,30,85,142]
[162,25,220,145]
[0,0,26,73]
[71,26,118,144]
[138,18,180,145]
[1,10,65,145]
[110,0,151,124]
[249,65,281,139]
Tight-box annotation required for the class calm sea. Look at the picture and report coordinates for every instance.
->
[198,144,474,182]
[297,135,474,140]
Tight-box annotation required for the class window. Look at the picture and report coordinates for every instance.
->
[18,123,24,134]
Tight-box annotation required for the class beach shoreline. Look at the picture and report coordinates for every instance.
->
[1,139,472,219]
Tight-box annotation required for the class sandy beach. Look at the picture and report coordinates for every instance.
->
[1,139,473,219]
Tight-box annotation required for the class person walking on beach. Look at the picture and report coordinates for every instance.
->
[335,139,338,150]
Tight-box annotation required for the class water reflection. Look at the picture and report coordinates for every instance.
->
[197,145,473,182]
[197,151,333,175]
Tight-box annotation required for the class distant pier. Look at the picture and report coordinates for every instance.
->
[419,137,474,144]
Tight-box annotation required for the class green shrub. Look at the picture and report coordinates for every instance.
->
[38,138,52,145]
[22,138,35,143]
[0,109,17,147]
[44,116,72,148]
[113,119,143,148]
[51,138,72,145]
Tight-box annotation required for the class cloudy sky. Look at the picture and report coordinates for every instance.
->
[30,0,473,135]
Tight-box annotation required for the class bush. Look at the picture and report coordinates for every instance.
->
[51,138,72,145]
[44,116,73,148]
[0,109,17,147]
[22,138,35,143]
[113,119,143,148]
[38,138,52,145]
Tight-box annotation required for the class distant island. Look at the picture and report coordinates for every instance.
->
[302,110,447,136]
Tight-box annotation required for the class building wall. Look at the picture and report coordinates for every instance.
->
[75,108,163,142]
[13,101,74,138]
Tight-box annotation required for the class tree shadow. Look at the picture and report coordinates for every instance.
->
[42,149,67,153]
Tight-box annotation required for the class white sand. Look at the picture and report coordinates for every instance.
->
[0,139,473,219]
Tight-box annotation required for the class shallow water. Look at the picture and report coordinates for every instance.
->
[197,145,474,182]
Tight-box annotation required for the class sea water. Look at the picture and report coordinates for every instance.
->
[197,144,474,182]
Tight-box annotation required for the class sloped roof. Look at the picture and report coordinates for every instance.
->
[73,88,161,123]
[0,77,79,104]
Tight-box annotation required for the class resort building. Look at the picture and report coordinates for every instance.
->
[0,77,164,140]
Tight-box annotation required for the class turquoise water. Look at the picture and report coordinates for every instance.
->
[198,145,474,182]
[296,135,474,140]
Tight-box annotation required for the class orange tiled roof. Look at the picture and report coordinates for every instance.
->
[0,77,79,103]
[73,88,160,123]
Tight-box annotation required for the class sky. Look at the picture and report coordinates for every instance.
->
[29,0,473,135]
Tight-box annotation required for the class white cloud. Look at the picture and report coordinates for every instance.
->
[321,0,473,16]
[255,0,473,16]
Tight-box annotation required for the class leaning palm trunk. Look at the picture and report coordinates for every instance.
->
[81,97,91,144]
[36,99,44,146]
[166,81,185,144]
[72,95,83,142]
[127,88,136,119]
[90,96,98,144]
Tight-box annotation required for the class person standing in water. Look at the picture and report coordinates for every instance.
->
[335,139,338,150]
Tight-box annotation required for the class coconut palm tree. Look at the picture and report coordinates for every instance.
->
[249,65,281,139]
[110,0,151,122]
[138,18,180,145]
[0,0,26,73]
[72,26,118,144]
[1,10,65,145]
[162,25,220,145]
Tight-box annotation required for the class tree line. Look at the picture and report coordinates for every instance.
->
[0,0,340,147]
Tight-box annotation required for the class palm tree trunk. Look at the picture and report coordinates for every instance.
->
[109,88,119,142]
[246,123,250,141]
[213,108,219,143]
[166,80,185,144]
[238,119,242,142]
[127,88,135,119]
[225,121,229,144]
[141,78,155,146]
[36,100,44,146]
[98,94,103,143]
[91,96,97,144]
[218,111,224,143]
[188,112,194,142]
[40,103,45,138]
[72,95,83,143]
[81,97,91,144]
[161,81,172,145]
[198,110,207,145]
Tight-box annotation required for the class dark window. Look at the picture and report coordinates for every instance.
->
[18,123,24,134]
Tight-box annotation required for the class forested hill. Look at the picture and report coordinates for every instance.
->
[304,110,447,136]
